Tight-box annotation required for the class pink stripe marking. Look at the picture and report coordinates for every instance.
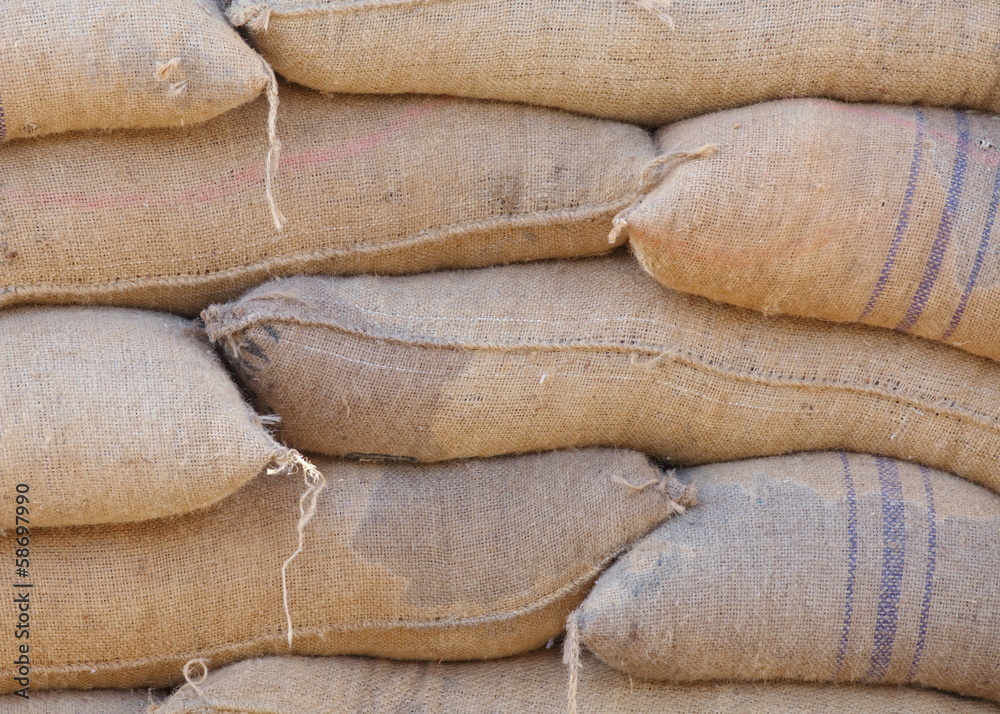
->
[2,100,441,211]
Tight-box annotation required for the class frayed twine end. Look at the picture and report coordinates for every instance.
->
[227,3,271,32]
[666,496,688,516]
[181,658,209,697]
[202,315,243,364]
[154,57,181,81]
[608,215,629,245]
[168,80,189,98]
[674,483,698,510]
[247,6,273,33]
[607,143,719,244]
[610,471,695,515]
[268,449,327,648]
[563,611,582,714]
[261,59,286,232]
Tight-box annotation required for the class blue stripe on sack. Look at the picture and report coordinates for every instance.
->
[907,465,938,682]
[941,158,1000,339]
[859,109,926,320]
[897,111,972,332]
[865,456,906,682]
[0,94,5,142]
[834,452,859,678]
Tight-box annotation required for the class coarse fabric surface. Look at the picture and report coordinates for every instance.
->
[204,254,1000,495]
[628,99,1000,362]
[0,85,651,315]
[0,307,281,527]
[0,689,155,713]
[0,449,686,691]
[228,0,1000,125]
[575,451,1000,702]
[0,0,266,141]
[152,649,1000,713]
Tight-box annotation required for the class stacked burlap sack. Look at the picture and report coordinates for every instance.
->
[3,0,1000,712]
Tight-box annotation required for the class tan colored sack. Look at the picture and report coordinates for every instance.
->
[0,307,282,528]
[0,86,651,316]
[0,0,267,141]
[204,254,1000,494]
[0,689,153,713]
[153,650,1000,714]
[0,449,686,692]
[627,99,1000,363]
[228,0,1000,125]
[573,451,1000,702]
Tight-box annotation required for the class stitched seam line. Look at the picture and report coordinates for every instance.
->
[231,0,458,24]
[213,313,1000,435]
[0,198,627,301]
[7,547,621,681]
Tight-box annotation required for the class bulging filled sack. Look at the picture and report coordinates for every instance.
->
[227,0,1000,125]
[573,452,1000,702]
[152,650,1000,714]
[0,449,687,691]
[204,254,1000,495]
[0,86,652,315]
[627,99,1000,362]
[0,306,283,528]
[0,0,267,141]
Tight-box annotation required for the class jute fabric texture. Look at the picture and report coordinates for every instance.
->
[204,254,1000,494]
[228,0,1000,125]
[628,99,1000,362]
[574,452,1000,702]
[0,0,267,141]
[0,689,153,713]
[154,649,1000,713]
[0,306,281,527]
[0,86,652,315]
[0,449,685,691]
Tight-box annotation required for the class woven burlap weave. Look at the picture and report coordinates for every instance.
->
[0,0,266,141]
[575,451,1000,702]
[0,689,152,713]
[0,85,652,315]
[0,307,281,527]
[0,449,685,691]
[205,254,1000,495]
[628,99,1000,363]
[152,649,1000,713]
[228,0,1000,125]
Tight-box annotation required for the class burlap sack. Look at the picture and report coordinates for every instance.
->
[0,306,282,528]
[573,451,1000,702]
[204,254,1000,495]
[0,690,152,713]
[627,99,1000,363]
[0,86,652,316]
[0,0,267,141]
[153,651,1000,714]
[227,0,1000,125]
[0,449,687,692]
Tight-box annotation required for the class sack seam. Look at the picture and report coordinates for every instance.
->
[210,313,1000,436]
[230,0,458,25]
[9,545,627,682]
[0,199,627,306]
